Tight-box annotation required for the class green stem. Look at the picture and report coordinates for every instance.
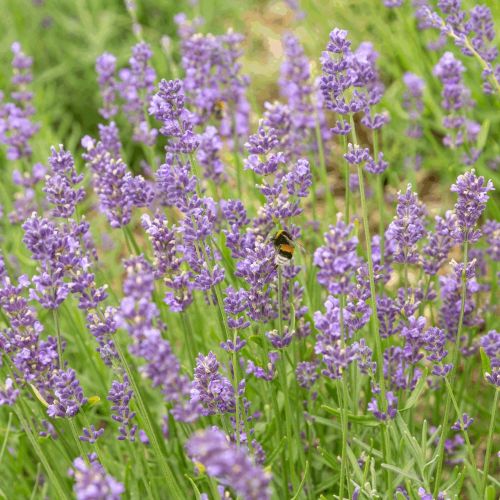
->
[277,267,298,490]
[338,294,350,499]
[0,412,12,464]
[14,407,68,499]
[481,388,499,496]
[342,135,350,221]
[372,130,385,263]
[443,377,479,487]
[231,328,241,448]
[232,114,243,201]
[351,114,391,493]
[113,340,184,497]
[52,310,64,369]
[433,241,469,496]
[52,309,88,460]
[355,168,386,400]
[181,312,197,371]
[315,118,336,216]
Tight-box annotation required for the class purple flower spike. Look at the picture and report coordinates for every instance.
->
[118,42,157,145]
[434,52,480,162]
[386,184,427,264]
[80,425,105,444]
[314,214,360,295]
[266,327,294,349]
[279,33,319,156]
[296,361,319,389]
[481,330,500,387]
[44,145,85,218]
[47,368,87,418]
[82,124,153,228]
[368,391,398,421]
[107,377,137,441]
[220,336,247,353]
[69,454,124,500]
[344,143,371,165]
[0,42,39,160]
[224,287,250,330]
[191,352,235,416]
[0,378,20,406]
[96,53,118,119]
[403,72,425,139]
[186,427,271,500]
[450,170,494,243]
[483,220,500,261]
[451,413,473,431]
[422,211,457,275]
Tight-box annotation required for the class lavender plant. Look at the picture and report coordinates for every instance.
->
[0,2,498,500]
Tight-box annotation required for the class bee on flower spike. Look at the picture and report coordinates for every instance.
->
[272,229,295,266]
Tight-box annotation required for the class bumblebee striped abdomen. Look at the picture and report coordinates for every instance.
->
[273,230,295,266]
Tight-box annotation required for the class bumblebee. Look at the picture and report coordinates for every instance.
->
[273,229,295,266]
[212,99,227,120]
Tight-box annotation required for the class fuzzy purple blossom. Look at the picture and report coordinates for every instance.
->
[368,391,398,420]
[191,352,235,416]
[80,425,105,444]
[422,211,457,275]
[266,327,294,349]
[481,330,500,386]
[386,184,427,264]
[224,287,250,330]
[418,487,446,500]
[423,327,452,377]
[186,427,271,500]
[279,33,317,156]
[44,145,85,218]
[47,368,87,418]
[314,214,360,294]
[220,336,246,353]
[483,220,500,261]
[434,52,480,163]
[107,377,137,441]
[384,0,403,7]
[0,378,19,406]
[439,264,482,339]
[296,361,319,389]
[180,30,250,139]
[450,170,494,243]
[403,72,425,139]
[118,42,157,145]
[344,143,371,165]
[400,315,427,366]
[149,78,199,154]
[246,352,278,382]
[345,273,371,334]
[451,413,473,431]
[320,28,355,120]
[197,126,225,183]
[82,124,153,227]
[69,454,124,500]
[141,213,181,279]
[0,42,39,160]
[96,53,118,119]
[365,152,389,175]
